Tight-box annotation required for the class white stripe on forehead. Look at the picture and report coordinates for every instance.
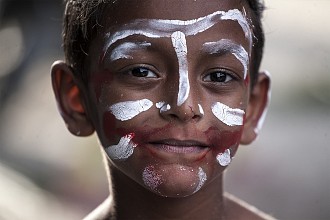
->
[203,39,249,79]
[109,41,151,61]
[104,9,252,51]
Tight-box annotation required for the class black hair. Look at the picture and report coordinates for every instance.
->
[62,0,265,86]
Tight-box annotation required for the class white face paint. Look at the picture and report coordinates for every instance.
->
[198,104,204,115]
[216,149,231,167]
[106,133,136,160]
[203,39,249,79]
[109,41,151,62]
[211,102,245,126]
[221,7,253,49]
[142,165,163,192]
[156,101,171,113]
[193,167,207,193]
[103,9,252,106]
[254,70,271,134]
[171,31,190,106]
[109,99,153,121]
[104,9,252,50]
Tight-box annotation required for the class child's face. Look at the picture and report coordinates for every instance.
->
[53,0,269,198]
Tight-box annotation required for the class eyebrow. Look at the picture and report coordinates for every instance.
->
[202,39,249,79]
[103,9,252,55]
[108,41,151,62]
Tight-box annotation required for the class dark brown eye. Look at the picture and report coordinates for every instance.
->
[203,71,233,83]
[129,67,157,78]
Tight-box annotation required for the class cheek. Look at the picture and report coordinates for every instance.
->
[204,126,243,155]
[102,111,118,144]
[89,70,114,102]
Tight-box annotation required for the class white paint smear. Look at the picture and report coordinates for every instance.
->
[109,99,153,121]
[216,149,231,167]
[171,31,190,106]
[104,9,251,55]
[203,39,249,79]
[142,165,162,192]
[254,70,272,134]
[156,101,171,113]
[198,104,204,115]
[106,133,136,160]
[211,102,245,126]
[109,41,151,61]
[193,167,207,193]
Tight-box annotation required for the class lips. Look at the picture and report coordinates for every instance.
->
[149,139,208,154]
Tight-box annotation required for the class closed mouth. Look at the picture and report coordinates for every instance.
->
[149,139,209,154]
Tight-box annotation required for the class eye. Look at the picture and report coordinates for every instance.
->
[203,70,234,83]
[129,67,158,78]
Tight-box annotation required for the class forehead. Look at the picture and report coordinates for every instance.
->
[101,0,250,28]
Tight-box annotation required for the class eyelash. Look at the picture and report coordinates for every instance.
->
[202,69,237,83]
[119,65,159,78]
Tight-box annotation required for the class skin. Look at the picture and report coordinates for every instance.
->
[51,0,271,219]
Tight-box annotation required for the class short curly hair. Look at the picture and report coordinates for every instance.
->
[62,0,265,86]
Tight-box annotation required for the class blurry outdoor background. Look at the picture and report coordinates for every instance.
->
[0,0,329,219]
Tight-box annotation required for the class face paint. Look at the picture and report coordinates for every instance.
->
[211,102,245,126]
[109,99,153,121]
[221,7,253,48]
[103,9,252,53]
[156,101,171,113]
[193,167,207,193]
[106,133,136,160]
[142,165,163,192]
[203,39,249,79]
[171,31,190,106]
[198,104,204,115]
[216,148,231,166]
[109,41,151,62]
[254,70,272,134]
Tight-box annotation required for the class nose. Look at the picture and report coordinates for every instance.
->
[159,90,204,123]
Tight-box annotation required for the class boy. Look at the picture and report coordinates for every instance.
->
[51,0,273,219]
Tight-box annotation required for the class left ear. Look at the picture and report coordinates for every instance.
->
[241,71,271,145]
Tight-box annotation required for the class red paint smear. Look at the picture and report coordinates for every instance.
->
[244,73,250,87]
[204,126,243,155]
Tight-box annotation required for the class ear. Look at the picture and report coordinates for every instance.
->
[51,60,95,136]
[241,71,271,145]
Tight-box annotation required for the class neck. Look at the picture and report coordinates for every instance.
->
[109,166,225,220]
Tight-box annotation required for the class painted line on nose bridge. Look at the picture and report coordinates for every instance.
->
[171,31,190,106]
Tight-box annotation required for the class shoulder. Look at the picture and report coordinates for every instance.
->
[224,192,277,220]
[83,196,116,220]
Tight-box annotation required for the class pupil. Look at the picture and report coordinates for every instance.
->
[210,72,226,82]
[132,68,148,77]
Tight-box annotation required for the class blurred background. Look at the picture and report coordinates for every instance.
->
[0,0,329,219]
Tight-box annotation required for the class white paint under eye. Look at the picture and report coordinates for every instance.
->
[104,9,252,54]
[216,149,231,167]
[198,104,204,115]
[109,99,153,121]
[109,41,151,61]
[171,31,190,106]
[193,167,207,193]
[156,101,171,113]
[211,102,245,126]
[142,165,162,192]
[203,39,249,79]
[106,133,136,160]
[254,70,272,134]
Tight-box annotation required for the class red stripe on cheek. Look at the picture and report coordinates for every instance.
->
[204,126,243,155]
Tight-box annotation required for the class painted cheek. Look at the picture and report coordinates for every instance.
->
[204,127,243,155]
